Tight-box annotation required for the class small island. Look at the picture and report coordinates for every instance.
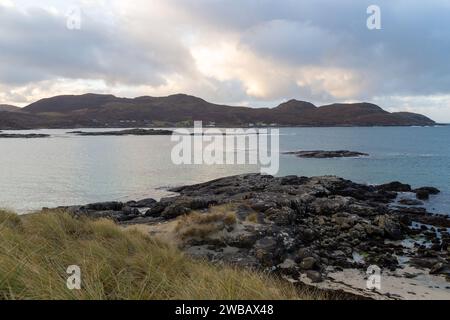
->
[284,150,369,158]
[68,128,173,136]
[0,132,50,138]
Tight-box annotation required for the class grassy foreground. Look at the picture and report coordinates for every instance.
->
[0,209,333,300]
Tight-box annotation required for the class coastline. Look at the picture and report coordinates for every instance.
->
[1,124,446,131]
[49,173,450,300]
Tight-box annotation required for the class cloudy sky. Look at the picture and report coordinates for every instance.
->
[1,0,450,121]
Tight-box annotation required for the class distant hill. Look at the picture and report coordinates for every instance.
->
[0,93,436,129]
[0,104,21,113]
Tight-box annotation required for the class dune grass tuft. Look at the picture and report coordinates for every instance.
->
[0,209,332,300]
[175,205,237,241]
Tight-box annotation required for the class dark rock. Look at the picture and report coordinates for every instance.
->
[80,210,123,220]
[414,187,440,200]
[410,258,440,269]
[391,206,427,215]
[374,191,398,203]
[144,203,166,217]
[299,257,317,270]
[278,259,297,274]
[296,248,314,261]
[122,206,140,216]
[250,200,276,212]
[335,187,367,200]
[284,150,369,158]
[116,214,139,222]
[310,196,351,215]
[127,198,157,208]
[429,262,444,274]
[377,181,412,192]
[298,227,316,242]
[85,201,123,211]
[0,133,50,138]
[305,270,323,283]
[254,237,278,265]
[143,196,182,218]
[347,204,381,216]
[189,197,218,210]
[415,190,430,200]
[289,199,307,215]
[369,254,398,270]
[70,128,173,136]
[161,204,190,219]
[235,205,253,221]
[226,233,258,249]
[414,187,440,195]
[265,207,296,225]
[398,198,424,206]
[280,176,308,185]
[375,215,402,240]
[332,212,359,230]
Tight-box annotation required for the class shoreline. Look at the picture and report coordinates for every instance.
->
[1,124,448,132]
[51,173,450,300]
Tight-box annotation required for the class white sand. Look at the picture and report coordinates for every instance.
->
[299,266,450,300]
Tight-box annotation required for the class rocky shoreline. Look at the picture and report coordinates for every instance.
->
[284,150,369,158]
[57,174,450,299]
[67,128,173,136]
[0,132,50,138]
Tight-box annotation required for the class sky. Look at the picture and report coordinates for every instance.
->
[1,0,450,122]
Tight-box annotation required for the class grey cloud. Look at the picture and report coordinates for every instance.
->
[172,0,450,101]
[0,5,190,87]
[240,20,341,66]
[1,0,450,120]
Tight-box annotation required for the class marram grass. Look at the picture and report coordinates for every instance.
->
[0,209,333,300]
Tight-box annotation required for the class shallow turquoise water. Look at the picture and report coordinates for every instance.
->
[0,126,448,213]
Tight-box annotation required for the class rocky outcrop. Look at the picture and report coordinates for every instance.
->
[68,128,173,136]
[398,198,424,206]
[284,150,369,158]
[413,187,441,200]
[58,174,450,289]
[0,133,50,138]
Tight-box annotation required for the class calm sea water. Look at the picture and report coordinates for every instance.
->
[0,126,449,214]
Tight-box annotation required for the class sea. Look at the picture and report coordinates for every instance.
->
[0,126,448,214]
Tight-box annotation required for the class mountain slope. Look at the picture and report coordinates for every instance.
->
[0,104,21,113]
[24,94,120,113]
[0,93,435,129]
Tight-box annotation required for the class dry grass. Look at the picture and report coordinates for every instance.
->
[175,205,237,241]
[0,209,331,300]
[246,212,259,223]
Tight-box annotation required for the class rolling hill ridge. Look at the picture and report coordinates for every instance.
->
[0,93,436,129]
